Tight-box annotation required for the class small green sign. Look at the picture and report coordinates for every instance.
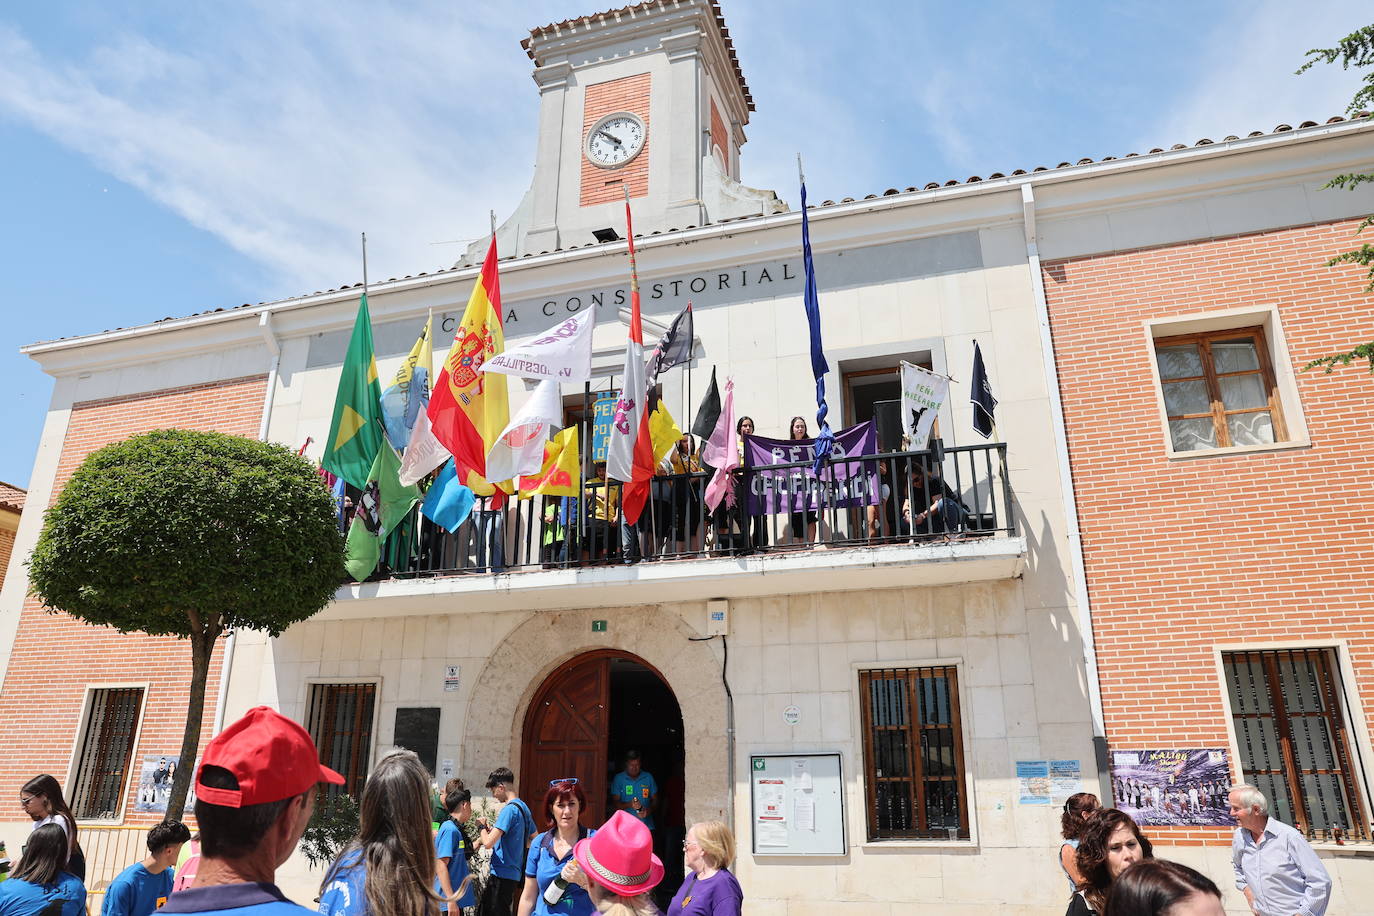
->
[592,620,608,632]
[753,758,766,771]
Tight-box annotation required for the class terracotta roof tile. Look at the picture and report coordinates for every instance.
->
[0,481,26,513]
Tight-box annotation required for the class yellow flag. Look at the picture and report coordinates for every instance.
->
[649,402,681,465]
[519,426,581,498]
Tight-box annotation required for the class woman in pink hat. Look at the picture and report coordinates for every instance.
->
[567,811,664,916]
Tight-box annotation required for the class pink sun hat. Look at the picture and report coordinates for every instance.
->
[574,810,665,896]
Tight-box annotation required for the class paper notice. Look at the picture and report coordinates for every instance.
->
[791,758,813,790]
[794,793,816,831]
[756,821,788,847]
[755,778,786,822]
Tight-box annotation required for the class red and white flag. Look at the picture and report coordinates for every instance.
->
[604,195,656,525]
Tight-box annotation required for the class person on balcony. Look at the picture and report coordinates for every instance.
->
[585,462,619,563]
[664,437,702,554]
[785,417,818,547]
[902,460,969,540]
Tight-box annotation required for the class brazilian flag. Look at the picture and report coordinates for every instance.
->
[324,294,384,489]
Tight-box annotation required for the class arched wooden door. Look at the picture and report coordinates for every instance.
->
[520,653,612,827]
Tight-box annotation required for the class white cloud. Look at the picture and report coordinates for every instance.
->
[1138,0,1369,150]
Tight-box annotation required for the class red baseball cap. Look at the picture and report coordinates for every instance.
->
[195,706,344,808]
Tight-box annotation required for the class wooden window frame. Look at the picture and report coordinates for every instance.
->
[858,665,970,840]
[69,686,145,821]
[1222,648,1368,840]
[1154,326,1288,450]
[307,682,377,797]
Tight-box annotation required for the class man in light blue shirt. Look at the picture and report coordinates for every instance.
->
[103,820,190,916]
[1229,785,1331,916]
[609,750,658,832]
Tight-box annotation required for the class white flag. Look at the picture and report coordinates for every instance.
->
[900,361,949,446]
[481,310,594,382]
[398,398,450,487]
[485,378,563,483]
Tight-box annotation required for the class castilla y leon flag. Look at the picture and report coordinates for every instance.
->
[427,235,511,495]
[324,294,384,490]
[604,194,657,525]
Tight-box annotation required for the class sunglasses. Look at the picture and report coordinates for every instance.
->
[548,777,580,787]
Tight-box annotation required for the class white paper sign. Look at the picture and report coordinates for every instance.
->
[482,310,594,382]
[794,794,816,831]
[444,665,461,692]
[756,821,788,847]
[440,758,455,778]
[900,361,949,445]
[791,759,813,790]
[755,778,786,822]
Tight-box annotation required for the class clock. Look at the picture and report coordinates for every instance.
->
[585,112,647,169]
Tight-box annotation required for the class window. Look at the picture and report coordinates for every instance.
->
[859,666,969,840]
[1154,327,1286,452]
[1222,649,1367,840]
[307,683,376,796]
[70,687,143,819]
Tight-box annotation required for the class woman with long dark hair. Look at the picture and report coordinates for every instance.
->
[0,824,84,916]
[517,779,594,916]
[1106,860,1223,916]
[318,750,456,916]
[19,776,83,882]
[786,417,818,546]
[1059,793,1100,897]
[1068,809,1154,915]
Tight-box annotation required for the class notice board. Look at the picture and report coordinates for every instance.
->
[749,753,845,856]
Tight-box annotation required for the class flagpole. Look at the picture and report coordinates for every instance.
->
[361,232,369,296]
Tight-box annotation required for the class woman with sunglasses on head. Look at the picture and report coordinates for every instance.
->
[666,822,741,916]
[0,824,84,916]
[518,779,595,916]
[1059,793,1100,899]
[19,776,83,882]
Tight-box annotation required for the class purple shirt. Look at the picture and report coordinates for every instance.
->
[665,869,742,916]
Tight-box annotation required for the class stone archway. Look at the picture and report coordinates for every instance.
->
[463,603,729,827]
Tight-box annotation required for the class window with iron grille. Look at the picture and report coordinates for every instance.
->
[1222,649,1368,841]
[859,666,969,840]
[70,687,144,819]
[307,683,376,797]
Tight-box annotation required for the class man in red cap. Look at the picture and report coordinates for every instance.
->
[161,706,344,916]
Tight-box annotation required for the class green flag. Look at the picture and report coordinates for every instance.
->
[345,443,420,581]
[324,294,384,490]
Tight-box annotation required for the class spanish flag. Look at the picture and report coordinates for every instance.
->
[427,236,510,494]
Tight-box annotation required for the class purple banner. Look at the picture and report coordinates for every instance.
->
[1109,748,1232,827]
[742,420,879,516]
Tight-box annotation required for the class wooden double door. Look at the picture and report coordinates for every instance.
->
[520,651,621,827]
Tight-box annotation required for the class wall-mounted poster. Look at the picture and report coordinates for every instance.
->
[1109,749,1232,827]
[133,755,192,813]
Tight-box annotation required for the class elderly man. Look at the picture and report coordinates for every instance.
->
[1229,784,1331,916]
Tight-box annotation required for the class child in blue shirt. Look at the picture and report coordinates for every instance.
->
[0,824,84,916]
[434,785,474,913]
[103,820,191,916]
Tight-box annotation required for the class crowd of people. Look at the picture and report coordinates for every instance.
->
[0,706,1338,916]
[1057,787,1332,915]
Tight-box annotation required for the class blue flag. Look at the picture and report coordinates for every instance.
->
[422,458,475,533]
[971,340,998,438]
[331,475,347,531]
[800,179,834,472]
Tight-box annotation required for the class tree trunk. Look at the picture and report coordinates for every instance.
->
[166,617,220,821]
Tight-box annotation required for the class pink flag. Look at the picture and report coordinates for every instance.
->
[703,376,736,511]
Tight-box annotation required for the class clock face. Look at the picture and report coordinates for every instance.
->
[585,113,646,169]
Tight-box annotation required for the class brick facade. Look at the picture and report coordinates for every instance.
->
[0,374,266,823]
[579,73,651,207]
[709,97,727,164]
[1043,218,1374,845]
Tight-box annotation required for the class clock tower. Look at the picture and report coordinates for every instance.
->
[459,0,785,266]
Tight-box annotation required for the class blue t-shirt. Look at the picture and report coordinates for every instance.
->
[523,829,595,916]
[0,873,85,916]
[490,799,535,881]
[611,770,659,830]
[433,821,475,909]
[318,851,367,916]
[102,863,173,916]
[161,881,315,916]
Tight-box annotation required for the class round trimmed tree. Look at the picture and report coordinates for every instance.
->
[28,429,346,819]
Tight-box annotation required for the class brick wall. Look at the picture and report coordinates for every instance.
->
[0,374,266,824]
[0,522,16,597]
[580,73,652,207]
[710,98,727,164]
[1043,218,1374,845]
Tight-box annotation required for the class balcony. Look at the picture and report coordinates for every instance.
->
[324,443,1026,619]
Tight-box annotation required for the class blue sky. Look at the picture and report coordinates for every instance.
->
[1,0,1367,488]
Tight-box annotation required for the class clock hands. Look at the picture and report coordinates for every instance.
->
[596,129,624,149]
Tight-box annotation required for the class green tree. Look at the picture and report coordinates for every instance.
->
[1298,24,1374,373]
[28,429,346,819]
